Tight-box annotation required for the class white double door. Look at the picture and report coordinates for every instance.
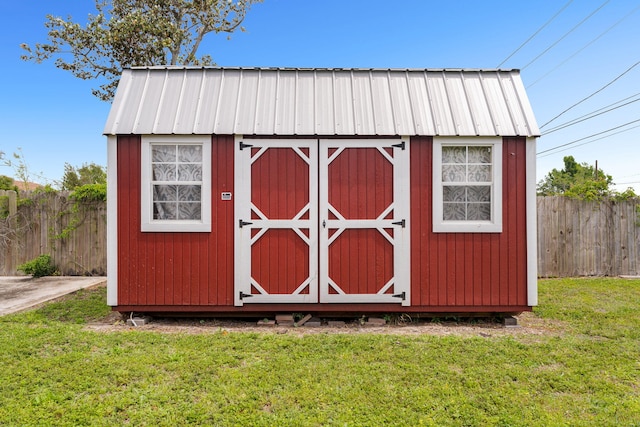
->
[234,137,410,307]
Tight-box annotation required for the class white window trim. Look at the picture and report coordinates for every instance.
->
[141,135,211,232]
[433,137,502,233]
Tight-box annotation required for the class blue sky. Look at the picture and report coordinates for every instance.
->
[2,1,639,191]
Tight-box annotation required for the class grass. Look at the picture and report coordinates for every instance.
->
[1,279,639,426]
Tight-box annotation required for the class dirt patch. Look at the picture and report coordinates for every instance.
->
[85,311,561,338]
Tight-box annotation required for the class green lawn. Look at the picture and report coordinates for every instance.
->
[1,278,639,426]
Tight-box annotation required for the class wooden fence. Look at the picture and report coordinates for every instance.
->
[1,191,639,277]
[537,196,640,277]
[0,190,106,276]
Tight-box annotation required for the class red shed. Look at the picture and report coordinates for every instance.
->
[104,67,540,315]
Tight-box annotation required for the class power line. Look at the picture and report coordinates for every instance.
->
[617,172,640,179]
[521,0,611,71]
[496,0,574,68]
[537,119,640,156]
[614,181,640,185]
[537,124,640,159]
[539,60,640,129]
[541,95,640,135]
[527,4,640,88]
[543,91,640,133]
[538,120,640,155]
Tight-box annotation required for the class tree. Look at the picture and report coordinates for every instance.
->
[61,162,107,190]
[0,151,9,170]
[0,148,38,190]
[0,175,16,191]
[21,0,262,101]
[537,155,634,200]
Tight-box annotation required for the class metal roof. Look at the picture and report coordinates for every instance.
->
[104,67,540,137]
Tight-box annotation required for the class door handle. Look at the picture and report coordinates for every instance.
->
[322,220,326,228]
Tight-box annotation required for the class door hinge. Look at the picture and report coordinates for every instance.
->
[239,291,253,300]
[239,219,253,228]
[391,141,405,150]
[239,141,253,150]
[392,219,406,228]
[392,291,406,300]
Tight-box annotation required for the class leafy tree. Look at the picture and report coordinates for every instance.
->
[0,175,17,191]
[61,163,107,191]
[21,0,262,101]
[537,155,634,200]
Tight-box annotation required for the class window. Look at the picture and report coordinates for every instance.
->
[141,136,211,232]
[433,137,502,233]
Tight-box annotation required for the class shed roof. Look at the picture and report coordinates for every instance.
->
[104,67,540,137]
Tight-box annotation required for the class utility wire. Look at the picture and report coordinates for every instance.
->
[541,95,640,135]
[496,0,574,68]
[537,120,640,157]
[537,124,640,158]
[521,0,611,71]
[615,180,640,185]
[617,172,640,179]
[539,60,640,129]
[527,4,640,88]
[543,91,640,133]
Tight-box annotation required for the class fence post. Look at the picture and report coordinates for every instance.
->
[7,190,16,217]
[8,190,17,274]
[1,190,18,274]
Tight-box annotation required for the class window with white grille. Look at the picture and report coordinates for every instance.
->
[141,136,211,232]
[433,138,502,233]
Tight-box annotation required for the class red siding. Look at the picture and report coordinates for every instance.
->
[117,135,235,307]
[250,146,312,295]
[409,136,529,310]
[116,135,530,313]
[327,147,395,295]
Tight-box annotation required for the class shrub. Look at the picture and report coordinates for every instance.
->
[0,194,10,218]
[17,254,58,278]
[70,183,106,202]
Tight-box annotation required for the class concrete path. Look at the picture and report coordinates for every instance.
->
[0,276,106,316]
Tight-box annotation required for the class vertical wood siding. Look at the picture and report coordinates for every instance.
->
[327,147,395,295]
[116,134,528,312]
[117,135,235,306]
[410,136,528,308]
[250,147,311,295]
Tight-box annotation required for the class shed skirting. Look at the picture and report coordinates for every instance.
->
[113,304,532,315]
